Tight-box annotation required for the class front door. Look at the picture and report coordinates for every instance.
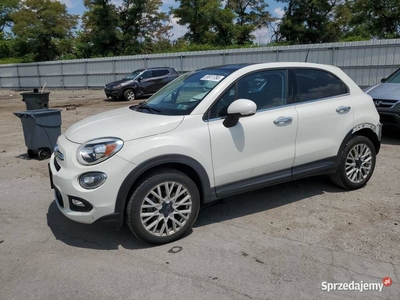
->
[206,69,298,195]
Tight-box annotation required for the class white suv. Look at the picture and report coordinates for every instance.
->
[49,62,381,244]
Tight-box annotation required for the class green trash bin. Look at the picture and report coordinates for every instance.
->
[21,92,50,110]
[13,109,62,160]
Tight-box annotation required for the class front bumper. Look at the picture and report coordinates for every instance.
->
[104,88,123,98]
[377,104,400,129]
[49,135,136,224]
[378,111,400,129]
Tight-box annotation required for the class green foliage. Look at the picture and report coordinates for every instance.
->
[11,0,78,62]
[172,0,221,44]
[227,0,274,45]
[80,0,120,57]
[276,0,342,44]
[346,0,400,39]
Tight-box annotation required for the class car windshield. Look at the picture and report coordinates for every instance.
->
[132,68,234,115]
[385,69,400,83]
[123,70,143,80]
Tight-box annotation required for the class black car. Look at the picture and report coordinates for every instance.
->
[365,68,400,130]
[104,67,180,101]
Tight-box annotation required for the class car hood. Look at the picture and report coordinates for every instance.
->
[65,107,184,143]
[365,83,400,100]
[106,79,132,87]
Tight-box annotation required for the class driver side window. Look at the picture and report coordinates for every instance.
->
[141,71,153,79]
[209,69,287,119]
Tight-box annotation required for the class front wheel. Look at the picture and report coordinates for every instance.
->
[123,89,135,101]
[126,169,200,244]
[330,136,376,190]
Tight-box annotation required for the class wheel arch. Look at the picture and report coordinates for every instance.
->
[337,125,380,159]
[351,124,381,154]
[114,154,215,226]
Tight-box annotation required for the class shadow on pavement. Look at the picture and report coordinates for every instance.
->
[195,175,343,228]
[47,201,151,250]
[47,175,343,249]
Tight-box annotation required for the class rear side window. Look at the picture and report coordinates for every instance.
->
[153,69,169,77]
[295,69,348,102]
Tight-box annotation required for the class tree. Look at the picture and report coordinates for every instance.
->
[11,0,78,61]
[119,0,171,55]
[346,0,400,39]
[80,0,120,57]
[211,7,237,46]
[275,0,342,44]
[227,0,274,45]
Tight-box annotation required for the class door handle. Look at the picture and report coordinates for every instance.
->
[273,117,293,126]
[336,106,351,114]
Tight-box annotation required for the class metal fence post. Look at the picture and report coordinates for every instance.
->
[85,60,88,89]
[16,65,21,90]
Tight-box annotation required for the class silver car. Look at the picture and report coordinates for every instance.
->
[365,69,400,130]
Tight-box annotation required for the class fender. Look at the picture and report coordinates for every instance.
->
[112,154,216,226]
[336,123,381,165]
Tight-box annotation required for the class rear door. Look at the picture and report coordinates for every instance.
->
[292,68,354,176]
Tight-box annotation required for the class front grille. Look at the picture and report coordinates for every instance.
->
[54,158,61,171]
[373,99,400,108]
[55,188,64,208]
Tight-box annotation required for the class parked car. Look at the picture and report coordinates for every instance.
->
[104,67,179,101]
[364,68,400,130]
[50,62,381,245]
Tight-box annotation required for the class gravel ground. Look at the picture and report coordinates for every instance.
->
[0,88,399,300]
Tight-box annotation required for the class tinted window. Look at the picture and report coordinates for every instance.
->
[141,71,153,79]
[153,69,169,77]
[209,69,287,119]
[295,69,348,102]
[386,69,400,83]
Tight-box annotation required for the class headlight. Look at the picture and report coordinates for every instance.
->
[77,137,123,165]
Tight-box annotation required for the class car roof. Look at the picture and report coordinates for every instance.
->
[196,62,343,73]
[197,63,254,72]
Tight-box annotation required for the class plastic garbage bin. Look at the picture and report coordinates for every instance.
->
[13,109,62,160]
[21,92,50,110]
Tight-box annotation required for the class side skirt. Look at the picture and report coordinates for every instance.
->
[214,157,337,199]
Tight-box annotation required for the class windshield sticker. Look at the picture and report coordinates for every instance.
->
[177,104,189,110]
[200,75,225,82]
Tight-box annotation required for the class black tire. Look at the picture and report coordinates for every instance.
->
[330,136,376,190]
[38,148,51,160]
[126,169,200,245]
[123,89,135,101]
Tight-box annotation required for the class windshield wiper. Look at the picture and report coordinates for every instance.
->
[136,101,161,113]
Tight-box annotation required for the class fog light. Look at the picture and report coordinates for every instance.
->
[71,199,85,207]
[68,196,93,212]
[79,172,107,189]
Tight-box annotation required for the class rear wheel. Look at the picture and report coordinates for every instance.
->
[330,136,376,190]
[38,148,51,160]
[126,169,200,244]
[123,89,135,101]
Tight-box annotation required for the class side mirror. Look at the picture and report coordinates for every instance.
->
[223,99,257,128]
[381,78,386,83]
[137,77,143,82]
